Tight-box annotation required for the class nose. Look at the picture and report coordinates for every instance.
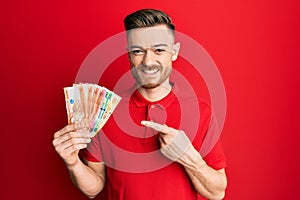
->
[142,50,156,66]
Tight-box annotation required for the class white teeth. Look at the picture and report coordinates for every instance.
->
[142,69,159,74]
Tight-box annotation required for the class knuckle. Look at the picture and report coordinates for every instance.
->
[53,131,59,138]
[52,139,57,146]
[64,124,71,132]
[56,147,62,154]
[70,138,77,144]
[178,130,184,135]
[72,144,79,151]
[64,124,73,134]
[65,132,71,138]
[66,132,73,138]
[160,147,167,155]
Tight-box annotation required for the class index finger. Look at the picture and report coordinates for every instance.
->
[141,120,166,132]
[54,122,85,138]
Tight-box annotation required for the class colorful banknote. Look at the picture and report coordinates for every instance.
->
[64,83,121,137]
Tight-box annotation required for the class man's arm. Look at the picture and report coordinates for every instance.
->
[141,121,227,200]
[178,146,227,199]
[68,160,106,199]
[53,124,106,198]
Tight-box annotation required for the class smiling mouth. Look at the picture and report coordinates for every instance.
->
[141,69,160,74]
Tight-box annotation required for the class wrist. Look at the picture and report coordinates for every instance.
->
[66,156,81,170]
[181,147,206,170]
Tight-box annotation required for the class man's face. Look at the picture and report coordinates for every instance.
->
[127,25,179,89]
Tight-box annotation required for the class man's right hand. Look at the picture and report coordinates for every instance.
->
[52,123,93,167]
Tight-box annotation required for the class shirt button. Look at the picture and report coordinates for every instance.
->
[150,105,155,109]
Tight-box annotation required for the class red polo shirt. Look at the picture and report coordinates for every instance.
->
[82,84,226,200]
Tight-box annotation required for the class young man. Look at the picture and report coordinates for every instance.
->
[53,9,227,200]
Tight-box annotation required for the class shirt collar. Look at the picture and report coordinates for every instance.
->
[131,82,178,108]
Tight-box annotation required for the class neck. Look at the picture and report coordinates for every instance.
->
[137,79,172,102]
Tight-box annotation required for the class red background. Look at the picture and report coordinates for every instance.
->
[1,0,299,199]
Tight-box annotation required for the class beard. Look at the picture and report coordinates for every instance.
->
[131,64,172,89]
[141,83,160,89]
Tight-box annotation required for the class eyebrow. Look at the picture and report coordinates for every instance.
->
[129,44,169,49]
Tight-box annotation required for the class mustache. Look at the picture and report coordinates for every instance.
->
[135,64,163,70]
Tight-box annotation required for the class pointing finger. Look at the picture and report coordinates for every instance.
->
[141,120,166,131]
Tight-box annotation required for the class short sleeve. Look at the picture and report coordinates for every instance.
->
[202,139,227,170]
[201,109,227,170]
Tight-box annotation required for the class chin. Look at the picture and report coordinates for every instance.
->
[140,83,160,89]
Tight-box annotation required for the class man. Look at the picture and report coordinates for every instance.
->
[53,9,227,200]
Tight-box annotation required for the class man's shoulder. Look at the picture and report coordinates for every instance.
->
[115,86,136,100]
[172,87,211,109]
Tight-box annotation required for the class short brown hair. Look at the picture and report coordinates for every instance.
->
[124,9,175,31]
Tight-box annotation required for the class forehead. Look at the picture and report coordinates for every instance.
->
[126,25,174,47]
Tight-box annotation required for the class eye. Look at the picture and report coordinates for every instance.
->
[132,49,144,55]
[154,48,166,54]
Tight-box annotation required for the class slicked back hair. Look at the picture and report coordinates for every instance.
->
[124,9,175,32]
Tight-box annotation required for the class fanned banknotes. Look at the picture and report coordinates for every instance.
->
[64,83,121,137]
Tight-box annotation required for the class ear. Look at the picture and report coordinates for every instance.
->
[171,42,180,61]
